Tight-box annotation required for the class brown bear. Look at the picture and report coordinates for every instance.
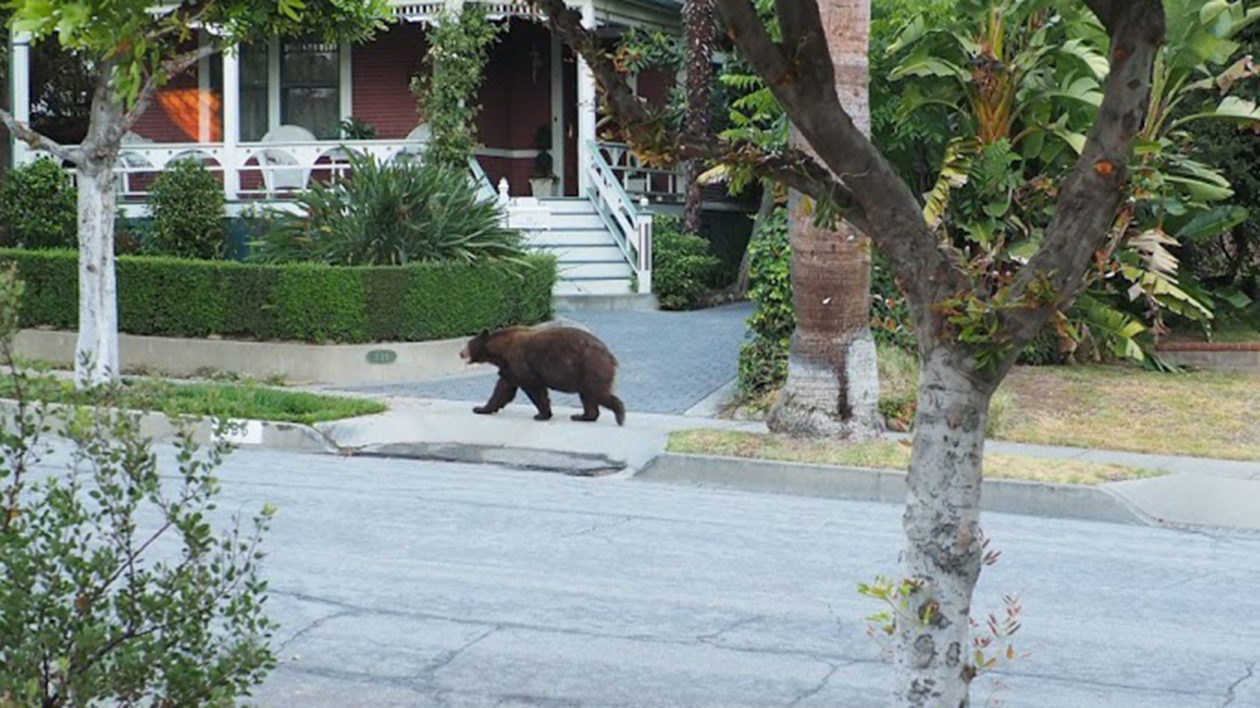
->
[459,325,626,425]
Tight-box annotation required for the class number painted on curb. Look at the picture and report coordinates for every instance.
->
[366,349,397,365]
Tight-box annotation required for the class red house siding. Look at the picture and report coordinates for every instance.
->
[132,41,213,143]
[475,19,554,194]
[351,24,427,139]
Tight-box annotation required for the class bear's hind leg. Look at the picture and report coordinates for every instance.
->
[522,385,553,421]
[571,391,600,422]
[474,376,517,415]
[601,393,626,426]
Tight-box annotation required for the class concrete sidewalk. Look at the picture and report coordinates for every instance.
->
[312,393,1260,534]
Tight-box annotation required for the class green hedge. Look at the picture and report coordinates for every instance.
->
[1,249,556,343]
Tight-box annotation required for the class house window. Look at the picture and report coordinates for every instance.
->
[280,40,340,139]
[239,43,269,141]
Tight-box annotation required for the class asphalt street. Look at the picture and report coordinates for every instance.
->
[114,447,1260,708]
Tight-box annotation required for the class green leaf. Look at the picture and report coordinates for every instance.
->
[1174,205,1248,241]
[1164,174,1235,202]
[1059,38,1109,80]
[1172,96,1260,129]
[1051,127,1087,155]
[889,50,969,82]
[1218,287,1254,310]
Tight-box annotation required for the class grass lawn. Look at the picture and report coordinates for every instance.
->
[0,374,386,425]
[668,429,1163,486]
[995,365,1260,461]
[730,344,1260,462]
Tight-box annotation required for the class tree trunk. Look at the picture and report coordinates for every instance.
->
[768,0,880,439]
[728,185,776,299]
[897,345,993,707]
[682,0,714,235]
[74,161,120,386]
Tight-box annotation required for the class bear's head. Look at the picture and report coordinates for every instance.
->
[459,329,492,364]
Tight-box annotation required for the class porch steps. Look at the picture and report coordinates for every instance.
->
[532,198,637,298]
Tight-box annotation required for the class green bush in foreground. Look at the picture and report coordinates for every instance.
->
[0,265,278,705]
[0,157,77,250]
[0,248,556,343]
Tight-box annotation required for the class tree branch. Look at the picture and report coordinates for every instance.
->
[772,0,835,96]
[1082,0,1121,33]
[1002,0,1166,360]
[121,44,220,137]
[713,0,963,309]
[0,109,83,164]
[529,0,864,229]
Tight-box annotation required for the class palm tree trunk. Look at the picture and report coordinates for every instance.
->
[768,0,881,438]
[682,0,714,235]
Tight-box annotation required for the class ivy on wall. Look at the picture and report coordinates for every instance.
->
[411,7,502,169]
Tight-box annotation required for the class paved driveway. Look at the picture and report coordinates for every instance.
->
[348,303,754,414]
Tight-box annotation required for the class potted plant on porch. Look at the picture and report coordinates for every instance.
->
[528,124,558,198]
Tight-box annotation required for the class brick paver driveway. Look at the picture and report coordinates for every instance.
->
[347,302,754,414]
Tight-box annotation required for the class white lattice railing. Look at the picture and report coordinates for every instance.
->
[19,138,494,205]
[596,141,686,203]
[389,0,542,21]
[586,139,652,294]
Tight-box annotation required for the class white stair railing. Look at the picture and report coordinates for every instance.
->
[597,141,685,202]
[585,139,652,294]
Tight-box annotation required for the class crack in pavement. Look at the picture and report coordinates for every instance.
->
[415,625,501,684]
[268,589,872,667]
[561,516,633,539]
[695,615,763,644]
[271,661,426,693]
[1223,661,1257,707]
[275,609,360,654]
[787,661,848,707]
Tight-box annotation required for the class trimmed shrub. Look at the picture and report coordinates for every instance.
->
[0,248,556,343]
[652,216,721,310]
[148,159,227,259]
[0,157,77,250]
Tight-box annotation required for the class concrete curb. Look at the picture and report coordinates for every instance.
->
[0,399,336,454]
[636,452,1152,526]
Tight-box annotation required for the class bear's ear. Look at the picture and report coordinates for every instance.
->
[479,329,490,338]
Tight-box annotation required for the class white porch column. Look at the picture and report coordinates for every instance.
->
[550,32,565,195]
[339,41,353,124]
[222,45,241,199]
[10,31,31,167]
[576,0,597,195]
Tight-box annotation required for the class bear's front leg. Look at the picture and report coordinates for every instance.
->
[521,385,553,421]
[473,376,517,415]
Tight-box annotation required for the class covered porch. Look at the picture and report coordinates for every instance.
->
[6,0,686,210]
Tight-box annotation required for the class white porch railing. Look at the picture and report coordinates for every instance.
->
[596,141,685,204]
[390,0,542,22]
[18,138,493,206]
[585,139,652,294]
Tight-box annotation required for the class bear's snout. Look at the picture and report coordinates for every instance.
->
[459,345,470,361]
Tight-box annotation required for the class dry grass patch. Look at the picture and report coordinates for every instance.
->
[995,365,1260,461]
[667,429,1163,486]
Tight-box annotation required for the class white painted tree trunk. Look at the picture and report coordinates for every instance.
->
[896,345,992,707]
[74,163,120,386]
